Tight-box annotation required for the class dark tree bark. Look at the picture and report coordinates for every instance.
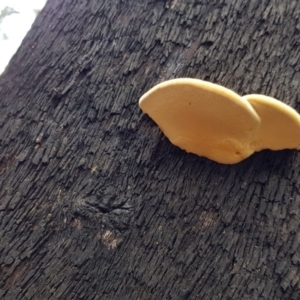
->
[1,0,300,299]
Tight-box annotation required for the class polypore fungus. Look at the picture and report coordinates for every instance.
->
[139,79,300,164]
[139,78,261,164]
[243,94,300,151]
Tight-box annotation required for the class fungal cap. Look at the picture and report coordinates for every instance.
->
[139,78,261,164]
[243,94,300,151]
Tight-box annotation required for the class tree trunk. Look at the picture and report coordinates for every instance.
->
[1,0,300,299]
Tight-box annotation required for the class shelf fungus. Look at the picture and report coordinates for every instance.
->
[243,94,300,151]
[139,78,300,164]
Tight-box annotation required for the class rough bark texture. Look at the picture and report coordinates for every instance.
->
[1,0,300,299]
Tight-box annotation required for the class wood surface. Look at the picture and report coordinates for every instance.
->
[0,0,300,299]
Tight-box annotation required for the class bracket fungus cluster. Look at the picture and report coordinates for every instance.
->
[139,78,300,164]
